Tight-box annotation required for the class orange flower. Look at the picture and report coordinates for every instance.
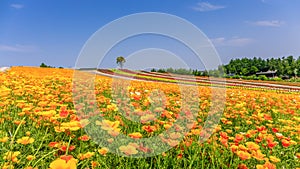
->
[256,161,276,169]
[119,144,138,155]
[295,153,300,159]
[246,142,260,151]
[265,134,274,143]
[78,135,90,141]
[137,144,152,153]
[267,141,277,149]
[191,129,201,135]
[60,155,74,162]
[234,134,244,143]
[269,156,280,163]
[24,167,38,169]
[246,130,257,138]
[3,151,20,163]
[256,126,266,132]
[238,164,248,169]
[142,125,157,133]
[128,132,143,139]
[13,120,26,125]
[78,152,94,160]
[237,151,251,160]
[96,119,119,129]
[49,142,59,148]
[26,155,35,161]
[281,139,290,147]
[96,120,121,135]
[26,131,31,136]
[0,136,9,143]
[219,137,228,147]
[230,145,239,153]
[238,144,248,151]
[91,161,99,169]
[59,110,69,118]
[16,136,34,145]
[55,120,82,132]
[164,123,172,130]
[2,162,15,169]
[49,157,77,169]
[251,150,265,161]
[220,131,229,139]
[177,153,183,159]
[264,114,272,121]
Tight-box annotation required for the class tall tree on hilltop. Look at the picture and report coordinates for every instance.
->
[116,56,126,69]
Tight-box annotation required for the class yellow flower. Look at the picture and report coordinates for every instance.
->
[3,151,20,163]
[24,167,38,169]
[49,158,77,169]
[98,147,109,156]
[236,150,251,160]
[26,131,31,136]
[96,120,120,131]
[246,142,260,151]
[269,156,280,163]
[26,155,35,161]
[78,152,95,160]
[128,132,143,139]
[17,136,34,145]
[252,150,265,161]
[55,121,81,132]
[119,144,138,155]
[1,162,14,169]
[36,110,56,117]
[0,136,9,143]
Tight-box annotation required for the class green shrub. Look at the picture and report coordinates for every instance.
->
[258,75,268,80]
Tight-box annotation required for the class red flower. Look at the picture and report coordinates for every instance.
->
[177,153,183,159]
[281,139,290,147]
[234,134,244,143]
[60,145,76,152]
[268,141,277,149]
[220,131,229,139]
[142,125,157,133]
[49,142,59,148]
[60,155,74,162]
[59,110,69,118]
[264,114,272,121]
[256,126,266,132]
[238,164,248,169]
[78,135,90,141]
[272,128,279,133]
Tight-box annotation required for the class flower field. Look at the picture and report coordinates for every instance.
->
[0,66,299,169]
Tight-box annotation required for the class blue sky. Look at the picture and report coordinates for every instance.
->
[1,0,300,69]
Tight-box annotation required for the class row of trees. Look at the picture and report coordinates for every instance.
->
[150,56,300,80]
[224,56,300,77]
[40,63,63,69]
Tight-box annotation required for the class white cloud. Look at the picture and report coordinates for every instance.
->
[247,20,284,27]
[192,2,225,12]
[0,44,37,52]
[211,37,253,47]
[10,4,24,9]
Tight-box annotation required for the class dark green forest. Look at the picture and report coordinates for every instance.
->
[151,56,300,81]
